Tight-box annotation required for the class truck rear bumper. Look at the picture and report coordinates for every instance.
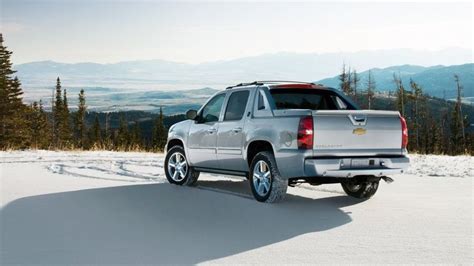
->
[304,156,410,178]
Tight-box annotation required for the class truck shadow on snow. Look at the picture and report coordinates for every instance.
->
[1,181,361,264]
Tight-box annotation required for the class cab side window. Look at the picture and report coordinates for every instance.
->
[332,95,348,110]
[258,90,266,110]
[199,93,225,123]
[254,88,273,117]
[224,90,250,121]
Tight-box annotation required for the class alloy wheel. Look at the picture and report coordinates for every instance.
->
[252,160,271,197]
[167,152,188,182]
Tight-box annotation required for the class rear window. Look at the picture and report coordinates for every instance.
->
[269,89,356,110]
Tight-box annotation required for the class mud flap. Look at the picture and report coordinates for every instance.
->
[381,176,394,184]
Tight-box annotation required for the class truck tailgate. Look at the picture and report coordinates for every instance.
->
[312,110,403,156]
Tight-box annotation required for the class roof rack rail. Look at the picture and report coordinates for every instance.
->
[256,80,315,84]
[226,80,318,90]
[226,81,263,89]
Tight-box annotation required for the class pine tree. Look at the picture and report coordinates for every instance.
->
[417,92,430,153]
[451,74,467,154]
[61,89,72,146]
[74,89,87,148]
[53,77,63,147]
[29,101,50,149]
[52,80,73,148]
[0,34,16,143]
[427,117,442,154]
[440,107,451,154]
[9,77,30,147]
[38,100,51,148]
[366,70,376,109]
[90,114,102,147]
[117,114,129,150]
[131,120,142,148]
[0,34,28,149]
[152,107,167,151]
[9,76,24,108]
[104,112,111,149]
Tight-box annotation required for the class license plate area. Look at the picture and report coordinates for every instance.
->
[351,159,375,168]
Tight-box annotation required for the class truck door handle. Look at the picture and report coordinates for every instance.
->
[232,127,242,133]
[353,115,366,122]
[206,128,217,134]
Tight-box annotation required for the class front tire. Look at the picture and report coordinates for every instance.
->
[341,179,379,199]
[249,151,287,203]
[164,146,199,186]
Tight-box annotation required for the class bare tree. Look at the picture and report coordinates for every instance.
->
[409,79,423,150]
[352,69,360,100]
[453,74,466,152]
[393,73,406,117]
[366,70,376,109]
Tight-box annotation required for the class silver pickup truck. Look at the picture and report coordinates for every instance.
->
[165,81,410,203]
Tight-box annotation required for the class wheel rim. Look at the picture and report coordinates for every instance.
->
[252,160,271,197]
[167,152,188,182]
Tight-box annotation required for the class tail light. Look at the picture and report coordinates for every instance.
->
[400,115,408,149]
[298,116,313,149]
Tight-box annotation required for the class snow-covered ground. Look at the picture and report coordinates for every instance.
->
[1,150,472,264]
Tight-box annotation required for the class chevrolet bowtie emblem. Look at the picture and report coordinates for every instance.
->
[353,128,367,135]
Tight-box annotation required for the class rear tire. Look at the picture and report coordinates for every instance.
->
[165,146,200,186]
[341,179,379,199]
[249,151,287,203]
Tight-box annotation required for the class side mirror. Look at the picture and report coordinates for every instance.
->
[186,109,198,120]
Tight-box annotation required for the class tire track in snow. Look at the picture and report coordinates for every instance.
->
[47,160,165,183]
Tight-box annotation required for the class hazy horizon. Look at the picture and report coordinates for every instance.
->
[1,1,472,65]
[11,47,473,66]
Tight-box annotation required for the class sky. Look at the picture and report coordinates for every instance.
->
[1,0,473,64]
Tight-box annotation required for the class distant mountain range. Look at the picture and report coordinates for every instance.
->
[18,63,473,115]
[14,48,472,90]
[12,49,473,113]
[317,64,474,99]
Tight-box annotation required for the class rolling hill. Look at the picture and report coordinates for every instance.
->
[317,64,474,99]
